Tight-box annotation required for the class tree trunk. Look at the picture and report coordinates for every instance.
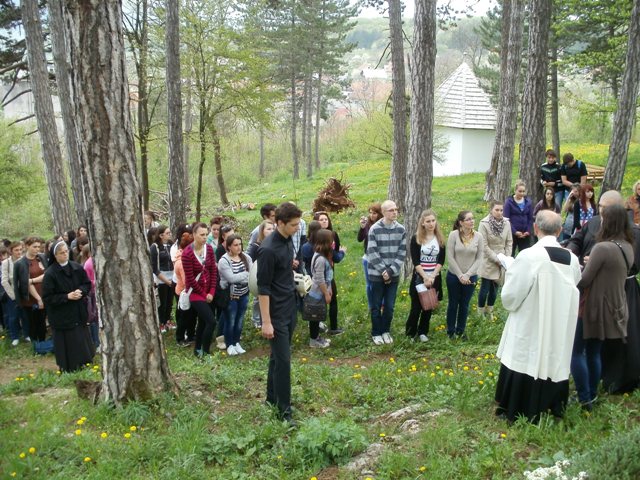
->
[165,0,188,233]
[48,0,87,226]
[387,0,408,211]
[259,127,265,178]
[549,31,560,160]
[211,125,229,205]
[195,100,206,222]
[183,78,192,189]
[22,0,73,234]
[405,0,437,272]
[136,0,150,211]
[602,0,640,194]
[291,70,299,180]
[518,0,551,205]
[302,73,309,176]
[484,0,525,203]
[48,0,87,225]
[314,68,322,169]
[305,71,313,178]
[60,0,175,404]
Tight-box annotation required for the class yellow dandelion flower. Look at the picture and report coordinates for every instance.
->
[277,455,283,459]
[10,472,16,477]
[29,373,35,378]
[488,372,494,377]
[311,477,318,480]
[75,429,82,436]
[419,466,427,472]
[130,426,137,432]
[379,433,386,437]
[352,373,361,379]
[124,433,131,439]
[19,452,26,458]
[430,372,435,377]
[500,433,507,439]
[463,366,469,371]
[101,432,108,439]
[329,357,335,362]
[301,358,307,362]
[81,417,87,421]
[354,364,360,369]
[389,357,395,363]
[84,457,92,463]
[474,366,479,371]
[623,393,629,398]
[435,365,441,370]
[478,380,484,385]
[77,419,84,425]
[28,447,36,454]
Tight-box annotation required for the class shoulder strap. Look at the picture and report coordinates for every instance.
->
[610,240,631,275]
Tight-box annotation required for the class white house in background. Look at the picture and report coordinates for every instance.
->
[433,61,496,177]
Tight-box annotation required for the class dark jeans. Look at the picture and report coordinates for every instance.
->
[445,272,477,336]
[174,288,196,343]
[512,236,532,256]
[26,306,46,341]
[362,257,373,310]
[267,310,297,417]
[157,283,173,325]
[571,318,603,403]
[405,288,433,337]
[478,278,498,308]
[223,294,249,347]
[370,279,399,336]
[89,323,100,348]
[328,278,338,330]
[192,301,216,354]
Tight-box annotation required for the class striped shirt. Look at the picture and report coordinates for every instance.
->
[420,237,440,273]
[366,219,407,279]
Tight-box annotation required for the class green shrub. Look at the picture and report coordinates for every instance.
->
[293,416,367,465]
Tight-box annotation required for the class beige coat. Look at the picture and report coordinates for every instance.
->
[478,215,513,280]
[579,239,634,340]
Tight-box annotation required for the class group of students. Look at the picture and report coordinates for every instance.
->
[0,229,98,372]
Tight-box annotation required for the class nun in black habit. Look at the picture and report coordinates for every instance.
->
[42,240,95,372]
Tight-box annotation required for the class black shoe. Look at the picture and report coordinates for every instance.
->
[328,329,344,336]
[282,413,297,428]
[456,333,468,341]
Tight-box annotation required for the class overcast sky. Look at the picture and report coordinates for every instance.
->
[358,0,495,19]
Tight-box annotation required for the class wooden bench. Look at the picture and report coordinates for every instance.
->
[585,163,605,184]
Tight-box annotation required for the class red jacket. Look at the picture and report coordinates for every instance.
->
[182,243,217,302]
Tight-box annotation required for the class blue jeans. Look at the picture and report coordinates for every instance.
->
[4,298,24,341]
[370,279,399,336]
[570,318,602,403]
[89,323,100,348]
[478,278,497,308]
[446,272,477,336]
[362,257,373,310]
[223,294,249,347]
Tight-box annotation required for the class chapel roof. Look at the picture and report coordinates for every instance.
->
[435,61,496,130]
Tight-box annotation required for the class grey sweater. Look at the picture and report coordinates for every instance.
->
[366,219,407,280]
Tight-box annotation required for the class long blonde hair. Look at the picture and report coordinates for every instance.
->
[416,209,444,246]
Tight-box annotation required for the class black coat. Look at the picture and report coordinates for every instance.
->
[42,261,92,330]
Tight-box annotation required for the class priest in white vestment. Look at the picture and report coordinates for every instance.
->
[495,210,581,423]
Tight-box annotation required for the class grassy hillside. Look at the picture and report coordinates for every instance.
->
[1,143,639,479]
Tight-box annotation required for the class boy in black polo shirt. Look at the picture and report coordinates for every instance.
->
[257,202,302,425]
[560,153,588,202]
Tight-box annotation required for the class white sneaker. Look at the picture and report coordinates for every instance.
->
[309,337,330,348]
[319,322,328,332]
[227,344,238,356]
[372,335,384,345]
[216,335,226,350]
[11,339,19,347]
[24,336,31,343]
[419,334,429,343]
[234,343,246,354]
[382,332,393,344]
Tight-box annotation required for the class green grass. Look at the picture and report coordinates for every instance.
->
[1,143,639,479]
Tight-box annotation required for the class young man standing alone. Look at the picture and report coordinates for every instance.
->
[257,202,302,425]
[367,200,406,345]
